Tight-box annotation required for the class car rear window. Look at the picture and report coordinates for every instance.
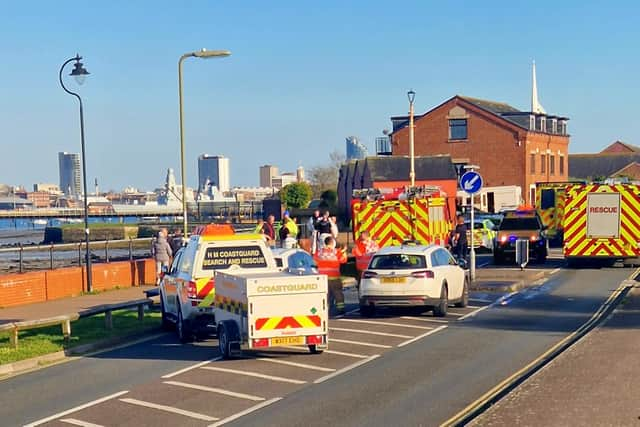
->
[499,217,541,230]
[201,245,268,270]
[369,254,426,270]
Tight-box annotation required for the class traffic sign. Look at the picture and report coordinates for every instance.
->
[460,171,483,194]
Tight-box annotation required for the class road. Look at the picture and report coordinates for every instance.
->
[2,259,633,427]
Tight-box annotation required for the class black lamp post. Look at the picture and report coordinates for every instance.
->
[59,54,92,292]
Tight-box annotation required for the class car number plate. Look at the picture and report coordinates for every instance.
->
[270,336,305,346]
[381,277,406,284]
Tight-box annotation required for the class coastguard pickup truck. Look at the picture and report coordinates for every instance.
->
[159,224,278,342]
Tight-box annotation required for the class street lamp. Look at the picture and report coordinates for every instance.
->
[178,48,231,234]
[407,90,416,187]
[59,54,92,292]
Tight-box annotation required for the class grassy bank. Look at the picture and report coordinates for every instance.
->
[0,309,161,365]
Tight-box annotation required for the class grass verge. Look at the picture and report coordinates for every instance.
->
[0,309,160,365]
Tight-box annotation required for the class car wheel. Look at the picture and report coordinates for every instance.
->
[160,291,172,331]
[218,324,231,359]
[455,277,469,308]
[308,345,324,354]
[433,284,448,317]
[177,307,191,343]
[359,304,375,318]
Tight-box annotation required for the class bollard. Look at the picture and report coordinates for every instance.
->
[129,238,133,261]
[138,304,145,321]
[105,239,110,263]
[19,244,24,273]
[50,243,54,270]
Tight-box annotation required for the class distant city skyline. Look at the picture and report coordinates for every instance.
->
[1,2,639,191]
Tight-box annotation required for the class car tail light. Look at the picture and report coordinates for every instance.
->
[411,270,434,278]
[362,270,378,279]
[530,235,538,241]
[187,281,197,299]
[500,235,508,243]
[306,335,324,345]
[252,338,269,347]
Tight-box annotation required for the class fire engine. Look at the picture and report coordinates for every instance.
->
[563,183,640,263]
[351,186,454,248]
[535,181,583,244]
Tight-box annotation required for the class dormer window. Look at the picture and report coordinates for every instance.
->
[529,115,535,130]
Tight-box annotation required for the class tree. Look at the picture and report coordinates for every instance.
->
[280,182,313,209]
[308,151,346,197]
[319,189,338,209]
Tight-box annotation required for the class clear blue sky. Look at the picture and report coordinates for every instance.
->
[1,1,638,192]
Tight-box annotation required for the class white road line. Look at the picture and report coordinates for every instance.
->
[330,338,393,349]
[256,357,335,372]
[445,312,464,317]
[466,305,482,308]
[457,304,492,321]
[119,398,218,421]
[333,308,361,319]
[399,316,449,324]
[329,327,412,339]
[163,381,265,401]
[60,419,104,427]
[335,318,433,330]
[161,357,222,379]
[470,297,493,303]
[24,390,129,427]
[314,355,381,383]
[200,366,306,384]
[398,325,448,347]
[208,397,282,427]
[324,349,369,359]
[549,267,561,275]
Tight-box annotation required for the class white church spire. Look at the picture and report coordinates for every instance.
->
[531,60,546,114]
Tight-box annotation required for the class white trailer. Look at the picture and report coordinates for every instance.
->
[213,270,329,358]
[457,185,522,213]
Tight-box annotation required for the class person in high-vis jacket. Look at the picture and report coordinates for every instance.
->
[352,231,380,274]
[315,236,347,314]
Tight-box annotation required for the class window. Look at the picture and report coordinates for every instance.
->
[370,254,426,269]
[541,154,546,173]
[530,154,536,173]
[449,119,468,140]
[541,189,555,209]
[559,156,565,175]
[550,155,555,175]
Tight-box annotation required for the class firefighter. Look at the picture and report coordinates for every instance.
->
[352,231,379,274]
[315,236,347,314]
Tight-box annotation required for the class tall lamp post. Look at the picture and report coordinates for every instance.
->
[407,90,416,186]
[178,48,231,234]
[59,55,92,292]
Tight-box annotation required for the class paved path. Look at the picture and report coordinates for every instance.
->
[0,286,156,324]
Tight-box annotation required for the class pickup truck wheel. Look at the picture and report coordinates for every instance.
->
[160,291,172,331]
[455,277,469,308]
[218,325,231,359]
[308,345,323,354]
[433,284,448,317]
[177,308,191,343]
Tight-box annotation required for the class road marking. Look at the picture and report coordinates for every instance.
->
[324,349,369,359]
[119,398,217,421]
[549,267,561,275]
[444,311,464,316]
[161,357,222,379]
[330,338,393,348]
[399,316,449,324]
[24,390,129,427]
[457,304,492,321]
[207,397,282,427]
[60,419,104,427]
[398,325,448,347]
[465,305,482,308]
[333,308,360,319]
[200,366,306,384]
[335,318,433,330]
[163,381,265,401]
[256,357,336,372]
[470,297,493,303]
[314,355,380,383]
[329,327,412,338]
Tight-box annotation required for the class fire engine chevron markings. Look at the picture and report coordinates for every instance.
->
[119,398,218,421]
[200,366,307,384]
[163,381,266,401]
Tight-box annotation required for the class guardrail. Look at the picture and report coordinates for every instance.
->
[0,298,153,349]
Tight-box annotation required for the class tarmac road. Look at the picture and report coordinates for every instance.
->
[2,264,633,427]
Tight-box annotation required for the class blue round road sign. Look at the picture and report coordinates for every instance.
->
[460,171,483,194]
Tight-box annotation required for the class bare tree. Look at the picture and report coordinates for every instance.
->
[308,150,346,198]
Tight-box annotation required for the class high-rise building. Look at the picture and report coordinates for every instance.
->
[259,165,279,187]
[346,136,367,160]
[198,154,230,193]
[296,166,305,182]
[58,152,81,197]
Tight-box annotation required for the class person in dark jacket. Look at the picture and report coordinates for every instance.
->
[152,229,173,285]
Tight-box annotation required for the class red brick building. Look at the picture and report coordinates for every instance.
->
[390,95,570,205]
[569,141,640,182]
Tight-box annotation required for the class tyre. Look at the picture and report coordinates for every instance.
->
[308,345,323,354]
[455,277,469,308]
[359,304,375,317]
[176,307,191,343]
[160,291,172,331]
[218,324,231,359]
[433,284,448,317]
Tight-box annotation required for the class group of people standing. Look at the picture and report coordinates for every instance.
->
[308,209,339,255]
[255,211,300,248]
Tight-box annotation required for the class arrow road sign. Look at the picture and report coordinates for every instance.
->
[460,171,483,194]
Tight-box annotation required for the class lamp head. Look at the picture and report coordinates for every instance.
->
[193,48,232,58]
[70,55,90,85]
[407,89,416,104]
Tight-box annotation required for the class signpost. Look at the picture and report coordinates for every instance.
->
[460,169,483,281]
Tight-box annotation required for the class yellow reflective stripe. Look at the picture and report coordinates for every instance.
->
[295,316,318,328]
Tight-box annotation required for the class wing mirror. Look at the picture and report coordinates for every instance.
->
[457,258,468,269]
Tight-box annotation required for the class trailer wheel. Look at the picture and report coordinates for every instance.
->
[218,324,231,359]
[308,345,324,354]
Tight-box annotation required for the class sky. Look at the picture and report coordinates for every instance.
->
[1,1,638,192]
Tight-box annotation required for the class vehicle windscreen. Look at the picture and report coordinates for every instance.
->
[499,217,540,231]
[369,254,426,270]
[201,245,268,270]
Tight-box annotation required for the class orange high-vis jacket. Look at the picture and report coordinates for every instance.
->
[315,247,347,278]
[352,240,378,272]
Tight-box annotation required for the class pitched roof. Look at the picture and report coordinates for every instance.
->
[459,96,521,114]
[365,155,457,182]
[600,140,640,154]
[568,153,640,180]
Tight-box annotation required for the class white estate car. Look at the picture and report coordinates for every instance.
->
[359,244,469,317]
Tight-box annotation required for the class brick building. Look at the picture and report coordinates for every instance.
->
[569,141,640,182]
[390,95,570,205]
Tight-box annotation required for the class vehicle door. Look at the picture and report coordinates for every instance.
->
[162,249,184,314]
[436,248,464,298]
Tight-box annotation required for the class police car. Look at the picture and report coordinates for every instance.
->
[159,224,277,342]
[493,209,548,264]
[359,243,469,317]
